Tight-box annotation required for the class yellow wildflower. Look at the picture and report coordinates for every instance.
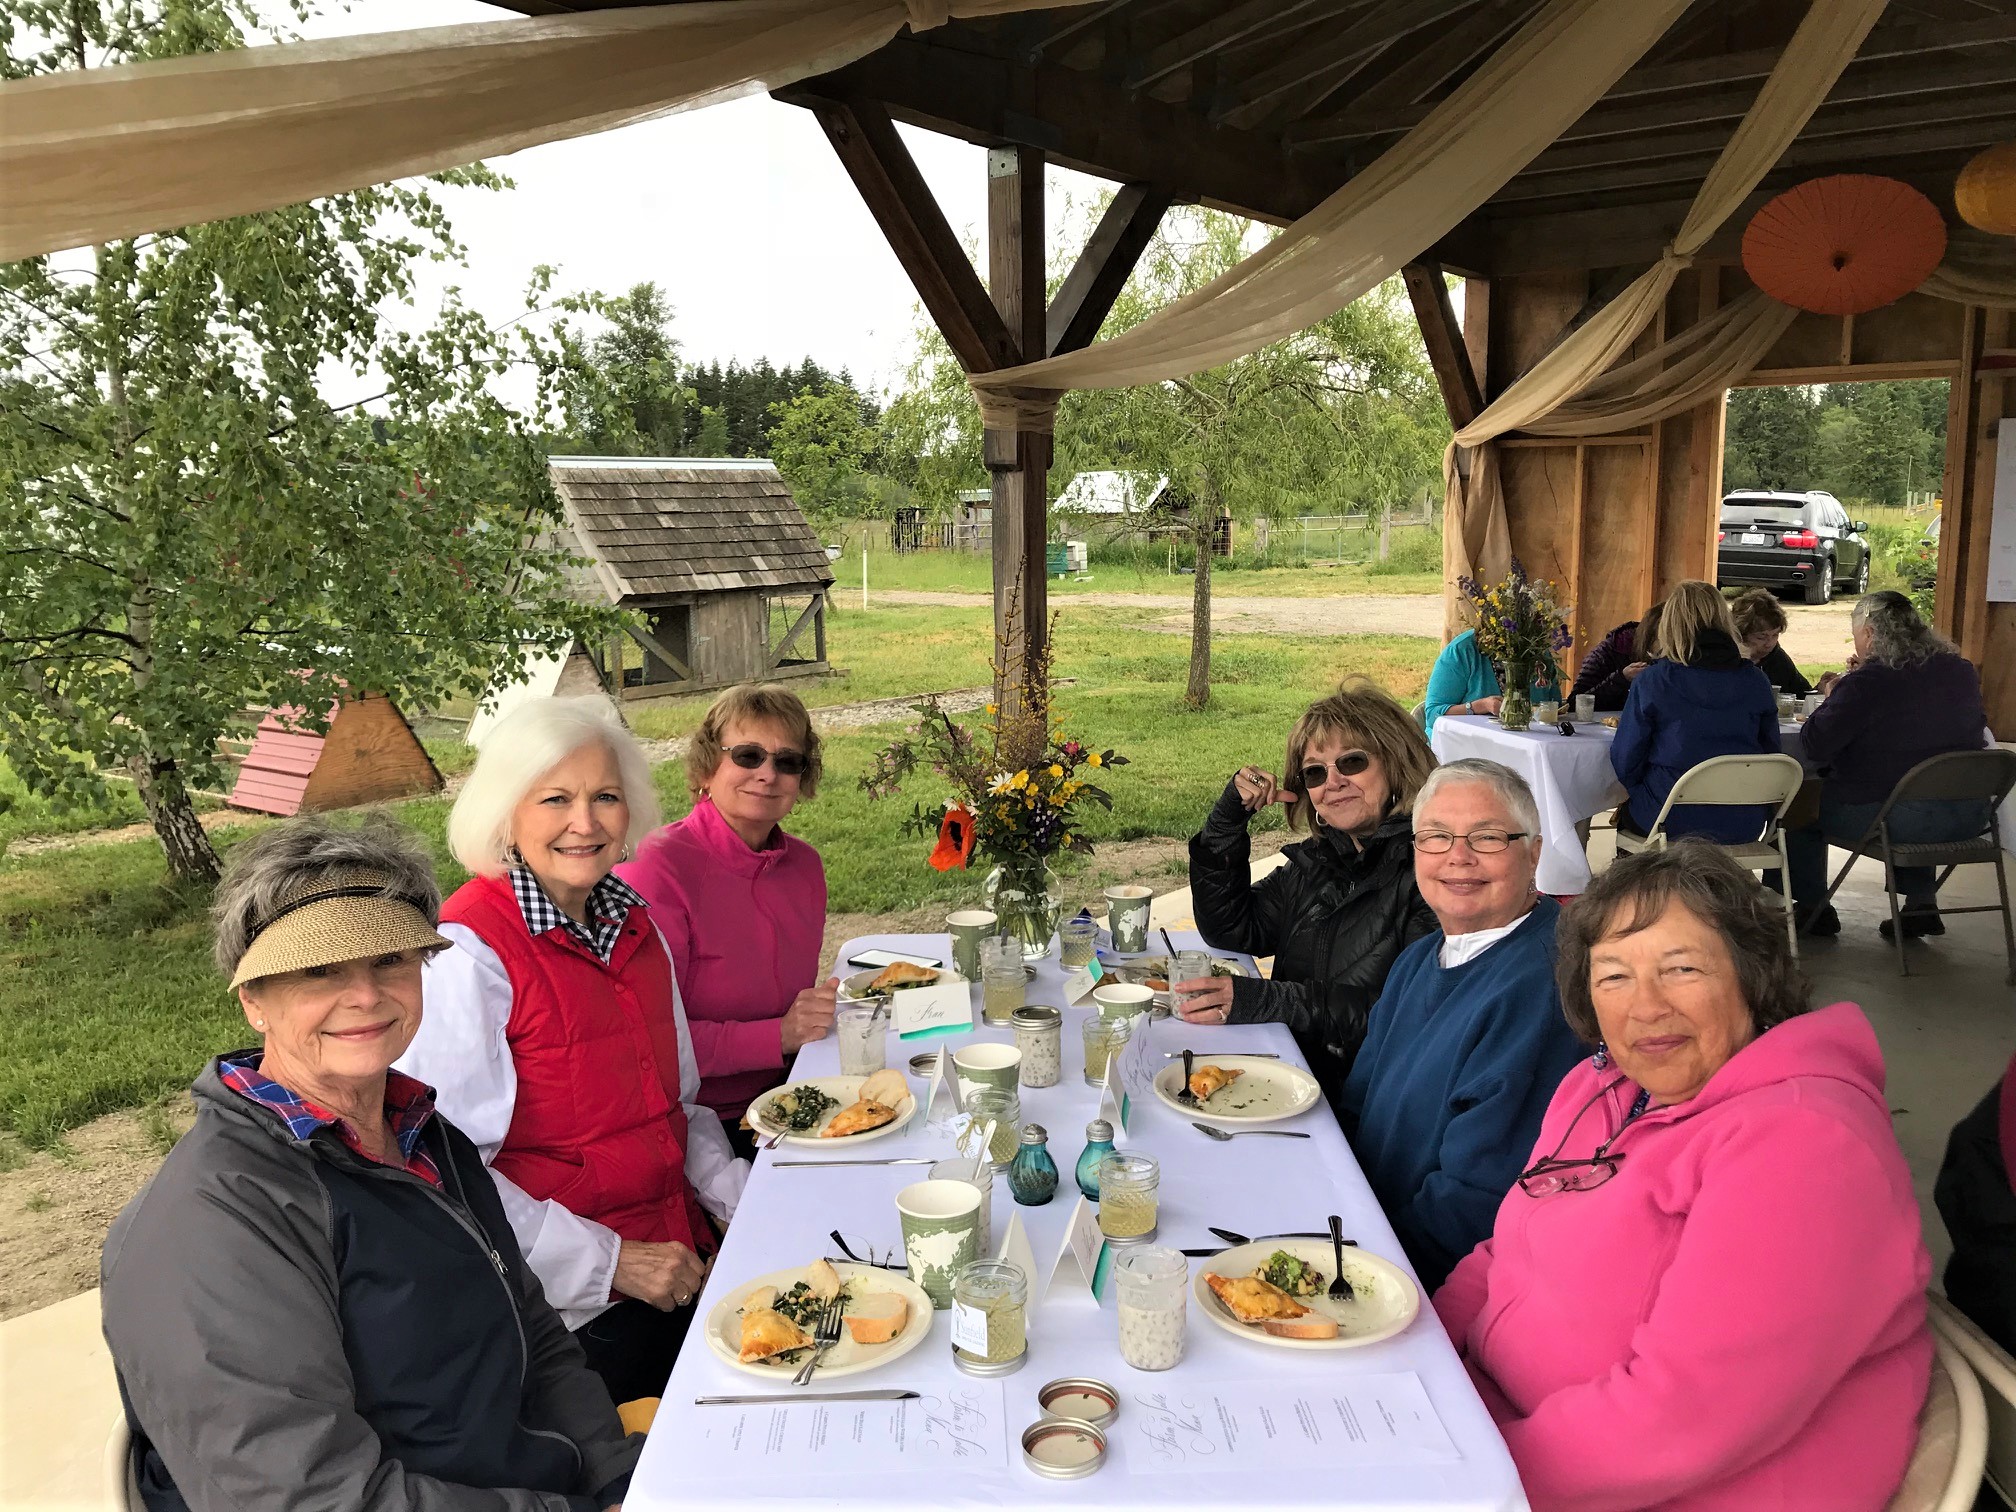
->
[1048,764,1064,779]
[1011,770,1029,790]
[1087,753,1103,768]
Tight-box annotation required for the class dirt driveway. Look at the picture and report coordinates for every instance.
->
[874,589,1857,665]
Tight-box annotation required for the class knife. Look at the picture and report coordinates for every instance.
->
[695,1389,919,1405]
[773,1157,937,1167]
[1208,1226,1352,1246]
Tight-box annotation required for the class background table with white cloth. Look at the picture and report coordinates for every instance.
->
[628,930,1527,1512]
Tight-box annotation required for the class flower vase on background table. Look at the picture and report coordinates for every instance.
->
[1498,658,1534,731]
[983,856,1063,960]
[1458,562,1570,736]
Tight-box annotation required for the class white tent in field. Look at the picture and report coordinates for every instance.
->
[465,641,619,748]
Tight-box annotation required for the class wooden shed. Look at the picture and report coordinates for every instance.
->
[228,696,442,817]
[546,457,837,700]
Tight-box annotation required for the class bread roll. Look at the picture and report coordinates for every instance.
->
[842,1292,909,1345]
[805,1258,841,1300]
[740,1285,777,1314]
[858,1068,908,1108]
[1262,1314,1340,1340]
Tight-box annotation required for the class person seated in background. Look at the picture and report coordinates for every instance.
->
[1568,602,1663,713]
[1610,579,1778,841]
[1338,759,1585,1290]
[1422,626,1560,736]
[1180,681,1439,1103]
[1790,590,1991,939]
[104,818,639,1510]
[1937,1050,2016,1356]
[1729,586,1814,696]
[1437,842,1931,1512]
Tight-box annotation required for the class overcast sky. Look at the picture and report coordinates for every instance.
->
[286,1,1116,398]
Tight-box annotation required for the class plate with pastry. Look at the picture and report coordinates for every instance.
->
[1194,1239,1418,1351]
[838,961,956,1001]
[704,1257,932,1379]
[747,1069,918,1147]
[1150,1055,1320,1125]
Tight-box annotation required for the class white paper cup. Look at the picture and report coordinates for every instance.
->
[896,1179,984,1308]
[1093,983,1155,1022]
[953,1041,1023,1103]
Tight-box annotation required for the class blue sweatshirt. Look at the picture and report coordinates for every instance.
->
[1610,628,1779,841]
[1422,630,1560,737]
[1339,899,1585,1289]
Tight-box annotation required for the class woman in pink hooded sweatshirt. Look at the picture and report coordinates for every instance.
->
[1436,841,1931,1512]
[620,684,834,1157]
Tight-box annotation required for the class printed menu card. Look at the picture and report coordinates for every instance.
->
[1120,1374,1458,1473]
[685,1382,1007,1476]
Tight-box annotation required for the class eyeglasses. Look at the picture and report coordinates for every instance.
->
[1411,829,1531,854]
[728,743,809,778]
[1517,1076,1634,1197]
[1297,752,1371,789]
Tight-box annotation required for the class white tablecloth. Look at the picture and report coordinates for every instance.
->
[629,931,1527,1512]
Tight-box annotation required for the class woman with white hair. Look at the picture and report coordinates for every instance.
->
[1790,590,1991,938]
[399,696,747,1404]
[1338,758,1586,1289]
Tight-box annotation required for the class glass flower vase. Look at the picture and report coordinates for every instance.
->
[982,856,1063,960]
[1498,658,1533,731]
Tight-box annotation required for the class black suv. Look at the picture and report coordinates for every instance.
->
[1716,491,1870,605]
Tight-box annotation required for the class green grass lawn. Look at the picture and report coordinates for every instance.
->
[0,604,1437,1149]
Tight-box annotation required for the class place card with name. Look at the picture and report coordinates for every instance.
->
[895,976,973,1040]
[1062,957,1104,1004]
[1043,1196,1111,1302]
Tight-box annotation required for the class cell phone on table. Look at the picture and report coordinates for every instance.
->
[847,948,944,970]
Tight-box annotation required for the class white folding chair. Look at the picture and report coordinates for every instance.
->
[1885,1317,1987,1512]
[1930,1293,2016,1508]
[1410,700,1427,730]
[103,1412,141,1512]
[1614,753,1807,954]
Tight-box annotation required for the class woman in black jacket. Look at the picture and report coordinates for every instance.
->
[1179,681,1438,1103]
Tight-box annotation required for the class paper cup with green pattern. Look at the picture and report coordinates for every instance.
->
[1103,886,1153,955]
[953,1041,1022,1103]
[896,1179,984,1309]
[946,910,998,980]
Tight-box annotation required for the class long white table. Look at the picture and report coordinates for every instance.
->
[629,930,1527,1511]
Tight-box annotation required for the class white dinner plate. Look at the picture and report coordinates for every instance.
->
[1152,1056,1320,1125]
[1192,1240,1420,1351]
[837,965,962,1001]
[704,1261,934,1380]
[747,1076,918,1147]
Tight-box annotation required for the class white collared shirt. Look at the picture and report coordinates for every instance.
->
[1438,909,1535,969]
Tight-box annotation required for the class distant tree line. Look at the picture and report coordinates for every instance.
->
[1723,380,1947,506]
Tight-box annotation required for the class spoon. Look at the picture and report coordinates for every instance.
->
[1327,1214,1355,1300]
[1191,1122,1310,1141]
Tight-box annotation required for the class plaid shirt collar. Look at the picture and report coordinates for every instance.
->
[218,1052,441,1186]
[508,864,645,964]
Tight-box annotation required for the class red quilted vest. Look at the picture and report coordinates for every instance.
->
[441,875,713,1263]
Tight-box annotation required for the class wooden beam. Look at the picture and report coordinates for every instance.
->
[1046,184,1170,357]
[1401,262,1483,430]
[986,145,1049,736]
[1735,360,1959,388]
[1211,0,1475,131]
[1330,0,1534,121]
[624,622,691,683]
[1020,0,1137,62]
[770,595,823,667]
[804,96,1017,373]
[1125,0,1360,91]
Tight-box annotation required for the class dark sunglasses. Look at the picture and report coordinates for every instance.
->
[728,743,809,778]
[1297,752,1371,789]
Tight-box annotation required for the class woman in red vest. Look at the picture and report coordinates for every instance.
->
[401,696,747,1403]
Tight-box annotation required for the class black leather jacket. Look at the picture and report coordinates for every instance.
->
[1188,780,1437,1101]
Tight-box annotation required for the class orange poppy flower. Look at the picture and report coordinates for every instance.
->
[929,804,978,871]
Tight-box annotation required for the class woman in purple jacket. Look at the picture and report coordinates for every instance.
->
[1568,602,1662,712]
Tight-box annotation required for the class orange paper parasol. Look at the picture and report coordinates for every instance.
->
[1742,175,1948,316]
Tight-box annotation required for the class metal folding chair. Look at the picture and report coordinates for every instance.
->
[1803,750,2016,984]
[1615,753,1807,956]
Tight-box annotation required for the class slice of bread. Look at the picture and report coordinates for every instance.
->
[858,1068,908,1108]
[1262,1313,1340,1341]
[805,1258,841,1300]
[843,1292,909,1345]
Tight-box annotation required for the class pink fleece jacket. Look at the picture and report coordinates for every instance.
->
[1435,1002,1931,1512]
[617,797,826,1122]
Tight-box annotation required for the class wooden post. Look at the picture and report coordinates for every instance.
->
[987,145,1050,741]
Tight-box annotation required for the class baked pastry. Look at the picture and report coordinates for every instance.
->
[857,1069,909,1109]
[737,1306,812,1363]
[868,960,939,991]
[1204,1272,1309,1323]
[822,1098,898,1138]
[1188,1064,1244,1101]
[805,1258,841,1301]
[843,1292,909,1345]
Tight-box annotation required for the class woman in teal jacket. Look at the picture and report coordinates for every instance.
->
[1423,630,1560,736]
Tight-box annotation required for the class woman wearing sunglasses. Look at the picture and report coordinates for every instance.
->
[1182,681,1439,1103]
[1436,842,1930,1511]
[620,683,836,1160]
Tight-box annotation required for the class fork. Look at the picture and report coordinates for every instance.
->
[1191,1122,1310,1141]
[791,1297,846,1386]
[1327,1214,1355,1301]
[1177,1048,1201,1108]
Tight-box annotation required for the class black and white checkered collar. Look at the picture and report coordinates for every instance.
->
[507,864,646,964]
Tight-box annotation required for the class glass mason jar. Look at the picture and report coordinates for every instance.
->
[980,944,1026,1027]
[951,1259,1029,1376]
[1011,1004,1063,1088]
[963,1087,1022,1168]
[1082,1012,1132,1088]
[1096,1152,1159,1245]
[982,856,1064,961]
[1058,917,1099,968]
[1497,657,1534,731]
[1007,1123,1059,1206]
[1114,1245,1188,1371]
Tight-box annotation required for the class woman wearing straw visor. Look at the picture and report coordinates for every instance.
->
[401,696,747,1404]
[102,818,638,1510]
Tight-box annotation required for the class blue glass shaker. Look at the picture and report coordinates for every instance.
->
[1008,1123,1059,1206]
[1076,1118,1116,1200]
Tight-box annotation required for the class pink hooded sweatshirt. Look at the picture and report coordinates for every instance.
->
[1435,1001,1931,1512]
[618,797,826,1122]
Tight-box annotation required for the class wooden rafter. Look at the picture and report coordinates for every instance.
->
[1326,0,1533,121]
[1046,184,1171,357]
[1125,0,1361,91]
[1401,262,1483,431]
[1210,0,1475,130]
[769,595,823,667]
[625,622,691,683]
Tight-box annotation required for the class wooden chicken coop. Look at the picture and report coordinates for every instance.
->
[227,696,442,817]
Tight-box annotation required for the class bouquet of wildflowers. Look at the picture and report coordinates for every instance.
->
[1457,558,1572,689]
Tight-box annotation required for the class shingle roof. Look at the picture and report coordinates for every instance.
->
[547,457,836,603]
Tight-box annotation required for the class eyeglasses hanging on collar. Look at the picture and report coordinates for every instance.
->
[1517,1075,1653,1197]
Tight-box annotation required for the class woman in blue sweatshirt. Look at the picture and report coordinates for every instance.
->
[1610,579,1778,841]
[1340,759,1587,1289]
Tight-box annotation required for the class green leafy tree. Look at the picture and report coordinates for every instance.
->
[572,281,693,456]
[1724,385,1820,490]
[0,1,623,882]
[768,387,876,517]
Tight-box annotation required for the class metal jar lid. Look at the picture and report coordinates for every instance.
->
[1084,1118,1114,1141]
[1022,1417,1107,1479]
[1019,1123,1048,1144]
[953,1342,1028,1377]
[1037,1377,1120,1431]
[1011,1004,1062,1029]
[908,1052,941,1075]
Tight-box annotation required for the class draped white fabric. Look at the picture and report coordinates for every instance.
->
[0,0,1079,263]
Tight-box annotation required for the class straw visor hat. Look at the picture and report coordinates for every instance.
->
[229,867,450,989]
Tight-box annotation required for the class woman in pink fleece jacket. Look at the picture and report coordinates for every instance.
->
[1436,841,1931,1512]
[619,685,834,1154]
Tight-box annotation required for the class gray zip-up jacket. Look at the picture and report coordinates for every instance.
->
[102,1056,641,1511]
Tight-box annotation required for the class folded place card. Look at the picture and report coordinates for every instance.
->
[1062,958,1104,1004]
[1115,1026,1159,1098]
[996,1211,1042,1296]
[895,976,974,1040]
[1096,1073,1130,1132]
[1043,1196,1111,1302]
[923,1046,962,1125]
